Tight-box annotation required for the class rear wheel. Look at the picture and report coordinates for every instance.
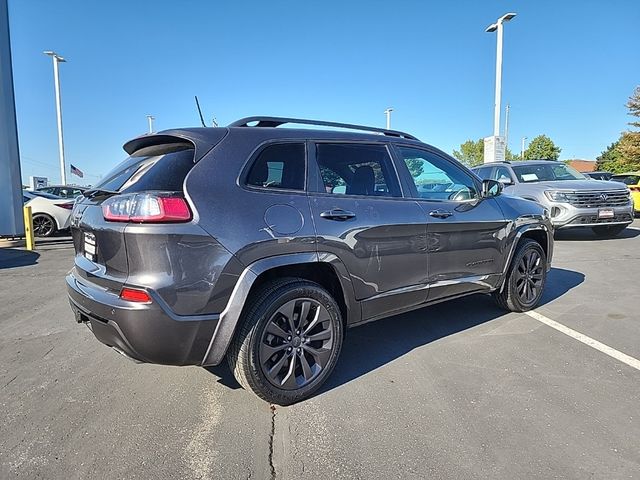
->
[227,278,344,405]
[493,239,547,312]
[32,214,56,237]
[591,224,627,237]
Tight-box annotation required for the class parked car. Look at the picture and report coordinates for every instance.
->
[36,185,87,199]
[583,171,613,181]
[611,172,640,215]
[23,190,74,237]
[67,116,553,405]
[472,161,634,237]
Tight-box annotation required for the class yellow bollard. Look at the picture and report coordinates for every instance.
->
[23,205,35,250]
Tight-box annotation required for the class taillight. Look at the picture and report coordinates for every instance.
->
[119,287,152,303]
[55,202,75,210]
[102,193,191,223]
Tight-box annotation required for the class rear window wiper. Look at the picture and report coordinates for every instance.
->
[82,188,119,199]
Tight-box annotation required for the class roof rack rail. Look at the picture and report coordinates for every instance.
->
[228,116,419,141]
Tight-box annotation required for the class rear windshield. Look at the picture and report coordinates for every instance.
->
[94,146,195,193]
[512,163,585,183]
[611,175,640,185]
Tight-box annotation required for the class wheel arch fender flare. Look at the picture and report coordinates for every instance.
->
[201,252,358,366]
[499,222,553,292]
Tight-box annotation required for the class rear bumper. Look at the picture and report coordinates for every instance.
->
[66,269,219,366]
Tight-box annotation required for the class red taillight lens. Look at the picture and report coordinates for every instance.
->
[55,202,75,210]
[119,287,152,303]
[102,193,191,223]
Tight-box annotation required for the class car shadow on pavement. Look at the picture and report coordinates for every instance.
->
[319,266,584,397]
[0,248,40,269]
[203,267,585,396]
[554,227,640,242]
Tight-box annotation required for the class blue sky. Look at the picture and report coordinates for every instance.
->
[8,0,640,185]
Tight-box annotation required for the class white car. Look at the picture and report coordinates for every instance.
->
[23,191,75,237]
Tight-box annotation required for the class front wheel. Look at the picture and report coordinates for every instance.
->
[493,239,547,312]
[227,278,344,405]
[591,224,627,237]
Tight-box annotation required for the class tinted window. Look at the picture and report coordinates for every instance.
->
[611,175,640,185]
[397,147,478,201]
[95,147,195,193]
[246,143,305,191]
[29,190,62,199]
[492,166,513,182]
[315,143,400,197]
[474,167,492,180]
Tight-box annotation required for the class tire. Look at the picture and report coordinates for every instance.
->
[591,224,627,237]
[32,213,57,237]
[493,239,547,312]
[227,278,344,405]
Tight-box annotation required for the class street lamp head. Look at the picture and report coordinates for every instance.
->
[384,108,393,113]
[486,12,517,32]
[43,50,66,62]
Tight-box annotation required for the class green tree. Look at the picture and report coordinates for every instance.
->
[523,135,562,160]
[595,86,640,173]
[453,138,518,166]
[595,140,626,173]
[452,139,485,166]
[617,86,640,170]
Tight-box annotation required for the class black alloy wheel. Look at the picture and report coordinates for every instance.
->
[493,238,547,312]
[513,249,544,305]
[32,214,56,237]
[228,278,344,405]
[259,298,334,390]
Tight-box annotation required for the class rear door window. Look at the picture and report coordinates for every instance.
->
[245,143,306,191]
[315,143,401,197]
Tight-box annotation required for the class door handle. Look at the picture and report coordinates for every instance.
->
[320,209,356,221]
[429,209,453,219]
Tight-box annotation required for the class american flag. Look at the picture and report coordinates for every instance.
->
[70,164,84,178]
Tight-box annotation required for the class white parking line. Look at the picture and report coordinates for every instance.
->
[525,310,640,372]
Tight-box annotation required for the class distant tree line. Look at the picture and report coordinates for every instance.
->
[452,134,561,167]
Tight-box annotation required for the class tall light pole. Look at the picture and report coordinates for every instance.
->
[384,108,393,130]
[521,136,527,160]
[147,115,155,133]
[43,51,67,185]
[504,103,510,149]
[486,13,516,137]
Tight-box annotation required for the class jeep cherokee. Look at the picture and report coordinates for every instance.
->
[67,117,553,405]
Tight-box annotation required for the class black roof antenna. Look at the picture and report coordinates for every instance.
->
[194,96,206,127]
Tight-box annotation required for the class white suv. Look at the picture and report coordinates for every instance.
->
[472,160,633,237]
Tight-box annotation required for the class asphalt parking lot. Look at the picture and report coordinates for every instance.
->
[1,222,639,480]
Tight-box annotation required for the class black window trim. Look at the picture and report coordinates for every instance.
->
[239,139,309,195]
[391,144,483,203]
[307,140,406,200]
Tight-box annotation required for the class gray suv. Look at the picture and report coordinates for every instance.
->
[66,117,553,404]
[472,161,634,237]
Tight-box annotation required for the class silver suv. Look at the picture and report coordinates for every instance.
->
[472,160,634,237]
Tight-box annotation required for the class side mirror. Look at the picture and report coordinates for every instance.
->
[481,179,503,198]
[497,177,513,186]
